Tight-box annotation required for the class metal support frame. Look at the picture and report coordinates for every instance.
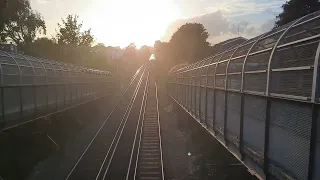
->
[308,104,318,180]
[224,44,247,144]
[312,42,320,102]
[1,51,23,119]
[168,10,320,180]
[21,56,36,117]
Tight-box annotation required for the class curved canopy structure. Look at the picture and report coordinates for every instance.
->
[167,10,320,180]
[0,51,113,130]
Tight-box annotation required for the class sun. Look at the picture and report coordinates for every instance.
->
[86,0,180,48]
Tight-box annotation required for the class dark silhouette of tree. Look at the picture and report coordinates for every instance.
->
[24,37,59,59]
[169,23,210,63]
[275,0,320,27]
[0,0,46,46]
[56,15,94,46]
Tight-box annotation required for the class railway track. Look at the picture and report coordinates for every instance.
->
[65,65,146,180]
[65,64,164,180]
[133,77,164,180]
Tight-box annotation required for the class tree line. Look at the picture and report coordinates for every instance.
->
[1,0,319,74]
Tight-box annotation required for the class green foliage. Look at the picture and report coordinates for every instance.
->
[169,23,210,64]
[0,0,46,46]
[154,23,211,75]
[56,14,94,46]
[275,0,320,27]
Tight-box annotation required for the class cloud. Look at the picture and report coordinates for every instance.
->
[162,10,273,45]
[34,0,57,4]
[260,18,276,32]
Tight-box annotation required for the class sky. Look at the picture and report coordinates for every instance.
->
[30,0,286,48]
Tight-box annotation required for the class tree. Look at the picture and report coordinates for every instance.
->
[169,23,210,63]
[56,15,94,46]
[24,37,59,60]
[0,0,46,46]
[275,0,320,27]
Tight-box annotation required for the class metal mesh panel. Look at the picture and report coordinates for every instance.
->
[228,57,245,73]
[196,86,200,117]
[57,85,65,104]
[215,75,225,88]
[245,51,271,71]
[3,75,20,85]
[36,86,47,108]
[215,90,225,134]
[216,61,228,74]
[314,108,320,180]
[233,42,255,58]
[200,87,206,121]
[272,41,318,69]
[206,89,214,128]
[281,17,320,45]
[188,86,192,110]
[268,100,312,180]
[270,69,313,98]
[2,64,19,74]
[22,87,35,111]
[251,33,282,53]
[191,86,195,114]
[0,56,16,64]
[48,85,56,105]
[243,95,266,166]
[201,76,206,86]
[226,92,241,146]
[211,54,223,63]
[227,74,241,90]
[244,73,267,92]
[208,65,215,75]
[3,88,20,115]
[220,48,237,61]
[207,76,214,87]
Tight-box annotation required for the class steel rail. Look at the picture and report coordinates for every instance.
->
[97,66,147,180]
[65,65,144,180]
[126,70,149,180]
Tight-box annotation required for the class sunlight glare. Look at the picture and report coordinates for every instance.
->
[88,0,180,48]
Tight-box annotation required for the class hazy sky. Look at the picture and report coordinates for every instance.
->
[30,0,286,47]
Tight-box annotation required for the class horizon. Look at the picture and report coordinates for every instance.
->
[30,0,285,48]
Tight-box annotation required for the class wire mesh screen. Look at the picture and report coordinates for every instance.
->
[206,89,214,128]
[216,61,228,74]
[191,86,195,114]
[201,76,206,86]
[314,108,320,180]
[36,86,47,108]
[3,88,20,115]
[215,75,226,88]
[196,86,200,117]
[272,41,319,69]
[280,17,320,45]
[227,74,241,90]
[226,92,241,146]
[228,57,245,73]
[188,85,192,111]
[200,87,206,121]
[245,51,271,72]
[243,95,266,166]
[251,33,282,53]
[215,90,225,134]
[233,42,254,58]
[244,73,267,93]
[22,87,35,112]
[270,69,313,98]
[207,76,214,87]
[268,100,312,180]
